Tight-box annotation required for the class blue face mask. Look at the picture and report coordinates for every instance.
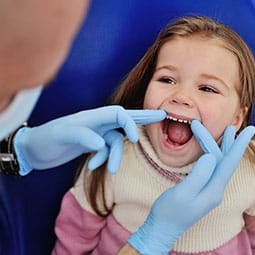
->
[0,85,43,141]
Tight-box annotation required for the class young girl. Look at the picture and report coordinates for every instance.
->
[53,16,255,254]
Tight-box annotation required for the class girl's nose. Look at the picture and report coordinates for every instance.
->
[169,90,193,107]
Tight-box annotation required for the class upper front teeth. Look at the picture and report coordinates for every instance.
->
[166,115,191,124]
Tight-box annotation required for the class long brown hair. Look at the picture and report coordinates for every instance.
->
[81,16,255,216]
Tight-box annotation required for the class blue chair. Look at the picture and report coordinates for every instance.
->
[0,1,254,254]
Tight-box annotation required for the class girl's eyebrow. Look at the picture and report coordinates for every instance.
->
[155,65,177,72]
[200,73,229,88]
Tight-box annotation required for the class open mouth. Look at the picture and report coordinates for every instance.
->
[162,114,193,146]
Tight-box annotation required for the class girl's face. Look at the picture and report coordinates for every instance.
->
[143,36,246,167]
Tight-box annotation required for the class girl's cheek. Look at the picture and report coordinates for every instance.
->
[143,94,162,109]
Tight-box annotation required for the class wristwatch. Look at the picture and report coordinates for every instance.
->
[0,123,28,176]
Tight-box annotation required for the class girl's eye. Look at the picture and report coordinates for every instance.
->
[159,77,176,85]
[199,86,219,94]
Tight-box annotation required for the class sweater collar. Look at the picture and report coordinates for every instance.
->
[138,126,194,181]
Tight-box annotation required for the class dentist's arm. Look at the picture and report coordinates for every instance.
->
[118,121,255,255]
[14,106,166,175]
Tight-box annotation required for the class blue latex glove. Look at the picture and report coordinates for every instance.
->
[88,109,167,174]
[128,121,255,255]
[191,120,255,164]
[14,106,166,176]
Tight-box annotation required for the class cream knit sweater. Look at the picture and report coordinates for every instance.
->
[72,126,255,253]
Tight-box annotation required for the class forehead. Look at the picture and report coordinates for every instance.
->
[157,36,240,88]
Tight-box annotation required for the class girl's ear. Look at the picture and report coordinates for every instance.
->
[232,106,248,131]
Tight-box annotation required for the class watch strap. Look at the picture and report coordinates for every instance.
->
[0,123,28,176]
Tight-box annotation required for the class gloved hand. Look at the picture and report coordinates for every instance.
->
[87,108,167,173]
[128,121,255,255]
[191,120,255,165]
[14,106,166,176]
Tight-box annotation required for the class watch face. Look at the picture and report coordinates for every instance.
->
[0,153,15,162]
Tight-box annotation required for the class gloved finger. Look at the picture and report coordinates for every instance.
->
[127,109,167,125]
[96,106,139,143]
[202,127,255,195]
[55,126,105,151]
[220,125,236,154]
[104,130,124,174]
[87,146,109,171]
[177,154,216,197]
[117,109,166,143]
[198,156,235,203]
[115,108,139,143]
[191,120,222,162]
[193,157,233,212]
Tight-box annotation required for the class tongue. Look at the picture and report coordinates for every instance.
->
[167,121,192,145]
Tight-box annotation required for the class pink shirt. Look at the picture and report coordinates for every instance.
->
[52,192,255,255]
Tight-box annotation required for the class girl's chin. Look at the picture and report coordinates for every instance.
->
[160,156,195,168]
[157,145,202,167]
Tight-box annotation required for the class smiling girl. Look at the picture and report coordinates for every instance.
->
[53,16,255,254]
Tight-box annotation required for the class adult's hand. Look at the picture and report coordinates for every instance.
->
[191,120,255,171]
[14,106,166,175]
[128,121,255,255]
